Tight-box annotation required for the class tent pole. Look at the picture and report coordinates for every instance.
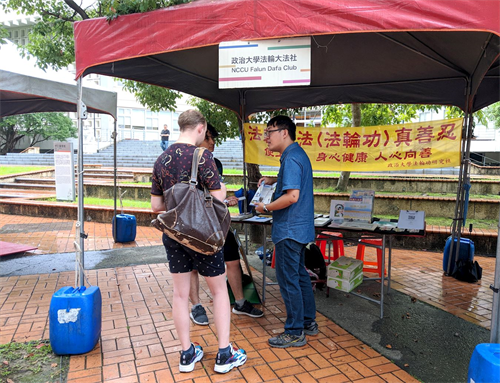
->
[491,207,500,343]
[76,78,85,287]
[447,80,472,274]
[113,119,117,241]
[240,91,249,255]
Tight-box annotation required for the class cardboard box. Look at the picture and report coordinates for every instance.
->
[327,256,363,281]
[327,273,364,292]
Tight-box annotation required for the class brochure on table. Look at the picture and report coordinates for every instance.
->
[329,190,375,229]
[397,210,425,230]
[347,189,375,222]
[250,182,277,206]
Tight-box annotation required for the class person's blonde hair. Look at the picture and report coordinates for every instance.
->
[178,109,206,132]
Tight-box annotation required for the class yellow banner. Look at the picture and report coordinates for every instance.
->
[244,118,463,171]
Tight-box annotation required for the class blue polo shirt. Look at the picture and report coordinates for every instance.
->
[271,142,315,245]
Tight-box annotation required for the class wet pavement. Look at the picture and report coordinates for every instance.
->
[0,213,496,383]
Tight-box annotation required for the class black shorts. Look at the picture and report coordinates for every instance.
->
[162,234,225,277]
[223,230,241,262]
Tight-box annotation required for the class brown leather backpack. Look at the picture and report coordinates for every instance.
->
[152,147,231,255]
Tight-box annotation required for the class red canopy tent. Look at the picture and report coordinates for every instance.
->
[74,0,500,115]
[73,0,500,338]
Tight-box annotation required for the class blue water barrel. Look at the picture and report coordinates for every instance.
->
[443,236,474,274]
[112,214,137,243]
[468,343,500,383]
[49,286,102,355]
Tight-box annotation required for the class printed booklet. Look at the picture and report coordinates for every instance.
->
[250,182,277,206]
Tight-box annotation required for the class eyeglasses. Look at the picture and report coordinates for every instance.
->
[264,128,283,137]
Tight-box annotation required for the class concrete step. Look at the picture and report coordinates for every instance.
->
[15,178,55,184]
[83,173,133,179]
[0,182,55,190]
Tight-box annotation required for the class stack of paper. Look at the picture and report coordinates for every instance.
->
[327,256,364,292]
[231,213,254,222]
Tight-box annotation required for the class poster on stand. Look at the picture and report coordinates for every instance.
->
[54,142,75,201]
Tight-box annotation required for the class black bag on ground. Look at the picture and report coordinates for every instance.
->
[451,259,482,283]
[151,147,231,255]
[305,243,327,289]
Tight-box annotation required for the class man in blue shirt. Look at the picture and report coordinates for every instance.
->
[255,116,318,348]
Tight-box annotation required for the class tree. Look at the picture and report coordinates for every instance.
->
[2,0,191,111]
[485,102,500,130]
[187,98,240,143]
[0,112,76,154]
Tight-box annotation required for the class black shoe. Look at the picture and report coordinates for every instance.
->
[190,305,209,325]
[232,300,264,318]
[268,332,306,348]
[304,321,319,335]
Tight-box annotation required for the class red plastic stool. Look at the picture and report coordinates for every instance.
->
[355,237,386,277]
[316,232,344,262]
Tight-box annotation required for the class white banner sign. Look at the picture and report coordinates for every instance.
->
[219,37,311,89]
[54,142,75,201]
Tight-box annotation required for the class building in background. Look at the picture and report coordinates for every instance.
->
[0,10,190,154]
[1,10,498,164]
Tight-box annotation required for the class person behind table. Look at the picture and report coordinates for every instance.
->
[189,123,264,326]
[160,124,170,151]
[255,115,318,348]
[151,110,247,373]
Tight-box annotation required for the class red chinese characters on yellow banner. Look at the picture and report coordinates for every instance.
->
[244,118,463,172]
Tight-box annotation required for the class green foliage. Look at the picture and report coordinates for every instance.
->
[2,0,190,110]
[0,25,9,44]
[24,16,76,70]
[104,0,192,21]
[444,106,487,126]
[250,108,301,123]
[0,112,76,154]
[3,0,86,70]
[188,98,240,142]
[322,104,440,127]
[485,102,500,129]
[121,80,182,112]
[187,98,305,142]
[322,103,488,128]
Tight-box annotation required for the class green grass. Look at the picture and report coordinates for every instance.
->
[223,169,500,181]
[0,165,51,176]
[0,340,69,382]
[119,181,150,185]
[312,188,500,199]
[44,197,243,211]
[42,198,496,229]
[45,197,152,209]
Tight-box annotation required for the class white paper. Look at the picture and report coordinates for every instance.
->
[57,308,80,324]
[397,210,425,230]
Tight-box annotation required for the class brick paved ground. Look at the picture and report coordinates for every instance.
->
[0,213,496,382]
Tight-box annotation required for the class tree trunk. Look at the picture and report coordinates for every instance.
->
[0,130,23,155]
[246,163,262,191]
[336,104,361,191]
[246,162,264,243]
